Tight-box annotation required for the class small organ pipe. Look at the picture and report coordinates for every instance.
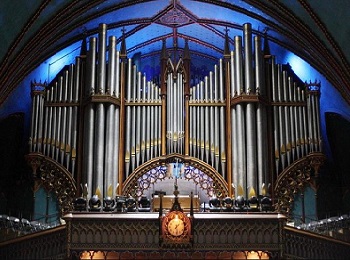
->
[131,65,137,171]
[47,87,54,157]
[230,50,238,196]
[311,93,318,151]
[145,79,151,160]
[293,84,300,159]
[200,81,205,161]
[288,77,296,161]
[271,57,280,174]
[307,92,313,152]
[52,83,58,160]
[55,79,63,162]
[43,89,50,155]
[283,71,291,166]
[315,91,322,151]
[125,59,132,177]
[140,77,147,163]
[71,57,81,176]
[277,65,286,170]
[204,76,209,162]
[302,90,309,154]
[65,64,74,170]
[136,72,142,166]
[37,92,44,153]
[214,65,219,170]
[219,59,226,178]
[297,87,305,157]
[60,70,68,164]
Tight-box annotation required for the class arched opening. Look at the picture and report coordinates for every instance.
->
[122,153,228,206]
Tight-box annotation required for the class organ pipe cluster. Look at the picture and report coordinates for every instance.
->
[29,22,322,201]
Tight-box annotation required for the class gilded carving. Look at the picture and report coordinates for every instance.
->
[274,152,326,219]
[26,153,77,215]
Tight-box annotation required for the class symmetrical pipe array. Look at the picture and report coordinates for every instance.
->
[29,22,322,200]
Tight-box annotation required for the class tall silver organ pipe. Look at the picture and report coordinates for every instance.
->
[93,23,107,195]
[104,35,116,194]
[254,35,267,194]
[83,37,96,195]
[230,50,238,197]
[235,34,246,197]
[244,23,257,195]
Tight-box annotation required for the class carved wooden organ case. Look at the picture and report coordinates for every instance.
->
[26,22,325,218]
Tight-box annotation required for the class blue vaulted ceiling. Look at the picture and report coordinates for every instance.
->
[0,0,349,106]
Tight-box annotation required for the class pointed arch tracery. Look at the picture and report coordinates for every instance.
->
[122,153,228,198]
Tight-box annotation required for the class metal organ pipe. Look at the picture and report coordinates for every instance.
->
[244,23,257,195]
[293,83,301,159]
[314,89,322,152]
[145,81,151,160]
[204,76,209,163]
[230,50,238,196]
[254,35,267,193]
[283,71,291,166]
[131,65,137,171]
[48,86,55,158]
[93,23,107,195]
[235,35,246,198]
[37,89,44,153]
[125,58,132,177]
[200,80,205,161]
[59,70,68,164]
[288,77,296,162]
[140,76,147,163]
[297,87,305,157]
[219,59,226,179]
[55,77,63,162]
[71,57,81,176]
[82,37,96,195]
[104,36,116,195]
[302,90,309,155]
[150,78,155,158]
[214,65,219,171]
[136,73,143,163]
[307,89,314,152]
[277,65,286,170]
[271,57,280,175]
[42,88,50,155]
[65,65,74,171]
[113,51,121,191]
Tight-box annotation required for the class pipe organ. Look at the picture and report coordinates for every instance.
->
[28,22,323,211]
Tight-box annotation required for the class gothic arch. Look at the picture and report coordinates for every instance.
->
[26,153,77,215]
[122,153,228,198]
[274,152,326,219]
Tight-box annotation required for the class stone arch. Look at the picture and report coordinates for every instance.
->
[122,153,228,198]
